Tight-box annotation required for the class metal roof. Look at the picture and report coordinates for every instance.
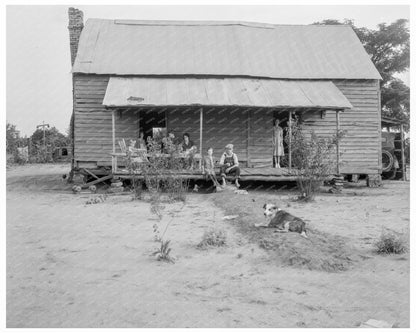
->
[102,77,353,109]
[73,19,381,80]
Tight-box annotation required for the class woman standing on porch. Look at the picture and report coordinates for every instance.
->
[273,119,284,168]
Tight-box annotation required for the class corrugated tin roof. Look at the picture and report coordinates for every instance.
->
[102,77,353,109]
[73,19,381,80]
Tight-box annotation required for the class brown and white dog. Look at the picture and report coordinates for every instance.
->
[255,203,308,238]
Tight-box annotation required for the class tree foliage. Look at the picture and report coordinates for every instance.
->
[29,126,70,163]
[30,126,69,147]
[313,19,410,128]
[6,123,20,154]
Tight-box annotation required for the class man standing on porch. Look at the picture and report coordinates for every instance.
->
[219,144,241,188]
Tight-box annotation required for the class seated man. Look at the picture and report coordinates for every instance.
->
[162,131,178,154]
[203,147,222,190]
[219,144,241,188]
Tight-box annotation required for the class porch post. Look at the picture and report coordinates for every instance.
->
[288,110,292,173]
[112,109,116,173]
[400,123,406,180]
[336,110,340,175]
[199,107,203,170]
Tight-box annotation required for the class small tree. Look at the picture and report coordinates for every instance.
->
[6,123,30,164]
[29,126,70,163]
[286,118,344,201]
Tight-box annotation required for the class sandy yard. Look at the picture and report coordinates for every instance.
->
[6,164,410,328]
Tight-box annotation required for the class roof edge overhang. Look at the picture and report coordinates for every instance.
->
[105,104,348,111]
[72,70,381,81]
[102,77,353,110]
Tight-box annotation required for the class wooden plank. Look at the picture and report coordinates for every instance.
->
[83,168,99,180]
[81,174,113,189]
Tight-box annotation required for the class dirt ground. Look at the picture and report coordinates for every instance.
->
[6,164,410,328]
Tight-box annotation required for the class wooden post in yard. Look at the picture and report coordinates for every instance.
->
[288,110,292,173]
[336,110,340,175]
[400,123,406,180]
[112,109,116,173]
[199,107,203,170]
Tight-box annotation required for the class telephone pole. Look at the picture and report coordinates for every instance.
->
[36,121,50,149]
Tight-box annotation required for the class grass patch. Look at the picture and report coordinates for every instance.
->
[375,229,408,254]
[198,227,227,249]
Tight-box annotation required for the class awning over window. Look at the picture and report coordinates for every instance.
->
[103,77,353,109]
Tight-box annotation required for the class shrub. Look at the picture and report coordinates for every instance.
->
[286,118,345,201]
[375,230,408,254]
[127,136,189,202]
[198,228,227,248]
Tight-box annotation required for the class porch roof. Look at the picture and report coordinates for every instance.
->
[102,77,353,110]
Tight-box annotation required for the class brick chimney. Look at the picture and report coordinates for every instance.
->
[68,7,84,66]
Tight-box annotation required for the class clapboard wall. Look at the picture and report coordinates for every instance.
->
[74,74,139,167]
[301,79,381,175]
[73,74,380,175]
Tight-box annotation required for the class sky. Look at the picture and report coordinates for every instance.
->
[6,5,410,137]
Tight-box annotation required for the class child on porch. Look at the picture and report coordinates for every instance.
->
[203,147,222,190]
[219,144,241,188]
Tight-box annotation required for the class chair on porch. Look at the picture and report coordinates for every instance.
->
[118,139,127,154]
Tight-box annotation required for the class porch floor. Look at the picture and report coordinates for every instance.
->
[114,167,299,182]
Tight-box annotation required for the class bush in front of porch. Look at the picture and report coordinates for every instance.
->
[286,118,345,201]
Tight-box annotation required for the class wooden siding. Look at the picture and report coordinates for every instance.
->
[168,107,250,165]
[73,75,380,175]
[301,80,381,174]
[74,74,139,166]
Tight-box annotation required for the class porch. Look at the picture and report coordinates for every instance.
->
[102,77,352,177]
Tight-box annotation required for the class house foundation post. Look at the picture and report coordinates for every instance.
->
[199,107,203,170]
[112,109,117,173]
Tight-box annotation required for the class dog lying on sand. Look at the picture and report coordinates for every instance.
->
[254,203,308,238]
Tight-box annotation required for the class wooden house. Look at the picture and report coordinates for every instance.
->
[68,8,382,184]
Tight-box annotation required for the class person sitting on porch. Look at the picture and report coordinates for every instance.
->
[203,147,222,190]
[219,144,240,188]
[181,133,197,169]
[162,131,178,153]
[137,129,147,150]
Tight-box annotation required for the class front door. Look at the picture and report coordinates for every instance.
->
[139,109,166,143]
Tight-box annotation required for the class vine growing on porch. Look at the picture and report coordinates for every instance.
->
[285,117,346,201]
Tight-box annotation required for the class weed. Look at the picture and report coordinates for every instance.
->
[153,239,175,263]
[198,228,227,248]
[375,229,408,254]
